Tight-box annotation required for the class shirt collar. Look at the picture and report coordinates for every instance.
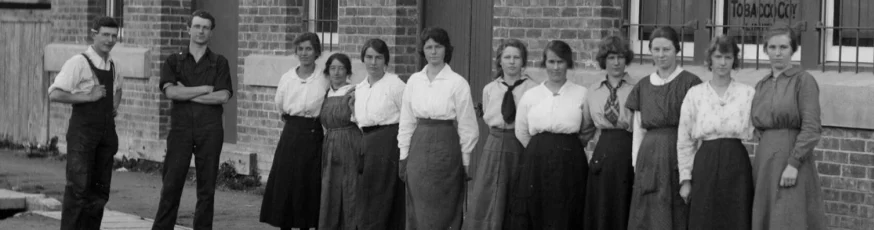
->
[420,64,453,80]
[361,72,394,88]
[541,80,572,96]
[597,72,630,90]
[183,47,214,62]
[85,46,112,65]
[329,84,353,95]
[649,66,685,85]
[765,65,802,81]
[496,74,530,85]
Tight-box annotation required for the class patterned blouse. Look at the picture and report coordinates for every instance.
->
[677,79,756,182]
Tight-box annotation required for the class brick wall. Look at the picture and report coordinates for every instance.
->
[50,0,104,43]
[48,0,193,161]
[337,0,419,77]
[234,0,305,162]
[740,127,874,229]
[493,0,624,69]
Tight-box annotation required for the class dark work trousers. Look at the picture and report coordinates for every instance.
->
[61,54,118,230]
[152,129,223,230]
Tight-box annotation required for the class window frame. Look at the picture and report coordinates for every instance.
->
[823,0,873,63]
[308,0,339,45]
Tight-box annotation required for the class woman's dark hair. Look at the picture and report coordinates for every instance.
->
[763,23,800,53]
[323,53,353,77]
[494,39,528,78]
[418,27,453,63]
[541,40,574,69]
[648,26,682,52]
[188,10,216,30]
[596,35,634,70]
[705,35,741,70]
[361,38,390,65]
[293,32,323,58]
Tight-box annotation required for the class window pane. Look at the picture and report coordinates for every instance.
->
[638,0,695,42]
[722,0,801,44]
[315,0,338,33]
[833,0,874,47]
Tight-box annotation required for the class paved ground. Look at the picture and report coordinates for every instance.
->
[0,149,286,230]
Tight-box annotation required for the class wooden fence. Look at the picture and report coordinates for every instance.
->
[0,18,52,144]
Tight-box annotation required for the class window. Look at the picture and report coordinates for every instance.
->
[307,0,339,46]
[712,0,802,61]
[104,0,124,41]
[823,0,873,63]
[627,0,697,59]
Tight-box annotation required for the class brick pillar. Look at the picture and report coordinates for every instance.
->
[235,0,305,152]
[338,0,419,77]
[493,0,625,69]
[112,0,192,160]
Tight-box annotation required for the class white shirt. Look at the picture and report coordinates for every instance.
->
[482,76,538,129]
[274,65,329,117]
[398,64,479,166]
[354,73,405,128]
[515,81,588,147]
[327,84,354,97]
[48,46,124,94]
[677,79,755,182]
[632,66,686,168]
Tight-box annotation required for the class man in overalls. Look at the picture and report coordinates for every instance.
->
[152,10,233,230]
[47,16,123,230]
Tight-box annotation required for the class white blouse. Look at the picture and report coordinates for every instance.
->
[354,73,405,128]
[327,84,354,97]
[677,79,755,182]
[398,65,479,166]
[482,76,539,129]
[514,81,588,147]
[274,65,330,118]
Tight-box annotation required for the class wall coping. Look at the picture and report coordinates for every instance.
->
[44,43,151,78]
[243,51,368,87]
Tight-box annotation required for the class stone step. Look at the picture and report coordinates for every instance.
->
[32,209,192,230]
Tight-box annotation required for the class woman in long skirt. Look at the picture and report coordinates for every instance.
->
[261,32,329,230]
[676,35,755,230]
[505,40,588,230]
[465,39,537,230]
[318,53,361,230]
[397,27,479,230]
[750,24,826,230]
[626,26,701,230]
[580,35,636,230]
[353,38,406,230]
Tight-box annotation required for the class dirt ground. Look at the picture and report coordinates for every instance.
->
[0,149,290,230]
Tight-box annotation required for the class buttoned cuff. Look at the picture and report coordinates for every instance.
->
[787,155,802,169]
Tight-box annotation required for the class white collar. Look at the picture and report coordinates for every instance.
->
[649,66,685,86]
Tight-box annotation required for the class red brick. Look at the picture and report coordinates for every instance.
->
[818,162,842,176]
[842,165,868,179]
[824,151,850,164]
[849,153,874,166]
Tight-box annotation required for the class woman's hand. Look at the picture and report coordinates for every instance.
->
[679,180,691,204]
[779,164,799,188]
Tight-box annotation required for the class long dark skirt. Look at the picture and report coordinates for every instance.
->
[627,127,688,230]
[463,127,524,230]
[504,132,587,230]
[260,115,323,228]
[404,119,464,230]
[583,129,634,230]
[688,138,753,230]
[357,124,405,230]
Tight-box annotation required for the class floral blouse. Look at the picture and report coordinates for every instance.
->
[677,79,756,182]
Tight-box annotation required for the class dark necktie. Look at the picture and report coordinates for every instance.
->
[501,78,526,124]
[603,78,624,126]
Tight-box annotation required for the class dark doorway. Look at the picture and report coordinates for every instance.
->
[422,0,493,173]
[193,0,239,143]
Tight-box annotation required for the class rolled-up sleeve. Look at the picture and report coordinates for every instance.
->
[213,56,234,98]
[48,56,88,94]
